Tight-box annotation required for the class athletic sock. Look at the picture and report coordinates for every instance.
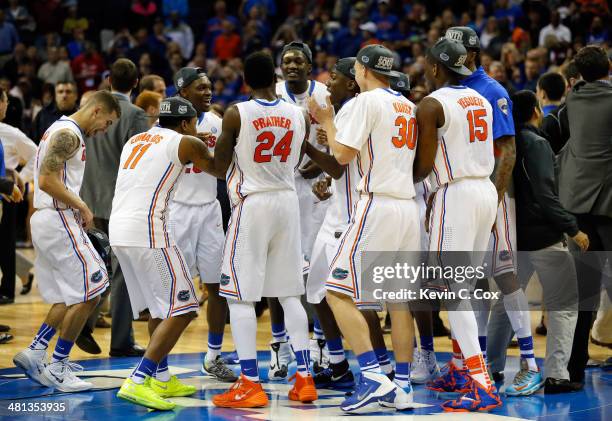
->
[312,318,325,340]
[517,336,538,371]
[326,337,346,364]
[464,354,491,390]
[295,349,310,375]
[451,338,464,369]
[51,337,74,363]
[130,357,158,384]
[271,322,287,343]
[331,358,350,376]
[395,362,411,389]
[374,347,393,375]
[228,300,258,380]
[420,335,434,353]
[155,356,171,382]
[357,351,381,373]
[240,358,259,382]
[478,336,487,362]
[206,332,223,362]
[29,323,56,351]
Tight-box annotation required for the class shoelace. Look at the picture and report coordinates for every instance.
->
[213,359,236,377]
[513,369,530,384]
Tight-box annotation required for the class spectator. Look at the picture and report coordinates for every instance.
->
[587,16,609,44]
[241,0,276,19]
[134,89,162,128]
[539,10,571,47]
[0,10,19,68]
[162,0,188,20]
[206,1,240,47]
[523,57,541,91]
[62,5,89,36]
[31,81,78,143]
[554,60,582,149]
[66,27,86,59]
[130,0,158,29]
[359,22,380,48]
[212,21,242,61]
[493,0,523,28]
[489,60,515,95]
[147,18,170,58]
[37,46,74,85]
[164,11,194,60]
[5,0,36,39]
[138,52,152,77]
[480,16,498,50]
[71,41,106,93]
[139,74,166,97]
[557,45,612,385]
[271,24,299,56]
[537,72,567,154]
[371,0,398,39]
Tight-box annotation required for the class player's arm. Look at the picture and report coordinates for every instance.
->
[307,96,358,165]
[414,97,443,182]
[214,104,240,175]
[303,142,345,179]
[178,135,219,177]
[491,135,516,202]
[298,108,311,164]
[39,129,93,227]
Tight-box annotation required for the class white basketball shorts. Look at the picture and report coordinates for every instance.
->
[114,245,199,319]
[31,208,109,305]
[486,193,517,277]
[307,214,344,305]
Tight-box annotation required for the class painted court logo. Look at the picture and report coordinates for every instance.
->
[220,273,231,286]
[177,290,190,302]
[332,267,349,280]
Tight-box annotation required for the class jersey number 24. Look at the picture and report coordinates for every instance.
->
[254,130,293,163]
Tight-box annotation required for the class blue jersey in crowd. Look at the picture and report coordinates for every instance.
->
[462,66,515,141]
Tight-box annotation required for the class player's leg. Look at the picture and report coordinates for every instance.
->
[267,296,293,380]
[363,310,394,378]
[411,309,440,383]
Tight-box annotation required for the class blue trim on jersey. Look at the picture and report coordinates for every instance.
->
[148,163,173,248]
[446,85,468,89]
[285,80,315,103]
[198,112,206,125]
[254,98,281,107]
[58,118,85,138]
[57,209,87,302]
[381,88,402,96]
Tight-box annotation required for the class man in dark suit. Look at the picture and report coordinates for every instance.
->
[557,45,612,384]
[80,58,149,357]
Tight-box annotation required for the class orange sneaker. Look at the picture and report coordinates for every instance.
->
[212,374,269,408]
[288,372,318,403]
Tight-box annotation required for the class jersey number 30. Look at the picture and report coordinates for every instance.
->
[467,109,488,142]
[254,130,293,163]
[391,116,417,149]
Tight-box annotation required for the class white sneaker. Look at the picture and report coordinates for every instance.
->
[269,341,293,380]
[309,338,329,372]
[13,348,50,387]
[379,384,418,410]
[42,360,93,392]
[410,350,440,384]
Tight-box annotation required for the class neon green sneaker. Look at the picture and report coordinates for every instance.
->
[117,377,176,410]
[150,375,197,398]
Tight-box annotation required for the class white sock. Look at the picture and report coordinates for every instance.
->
[448,311,480,367]
[278,296,310,370]
[503,290,538,371]
[228,299,258,380]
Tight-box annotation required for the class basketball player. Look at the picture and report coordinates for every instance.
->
[13,91,120,392]
[268,41,331,379]
[170,67,236,382]
[445,26,542,395]
[414,38,501,411]
[309,44,420,412]
[210,51,316,408]
[111,97,223,410]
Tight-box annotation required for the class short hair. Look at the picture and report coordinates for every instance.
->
[574,46,609,82]
[511,90,538,126]
[134,90,162,111]
[537,72,566,101]
[158,115,192,129]
[561,60,580,84]
[140,74,164,92]
[86,90,122,117]
[244,52,275,89]
[110,58,139,93]
[55,80,77,91]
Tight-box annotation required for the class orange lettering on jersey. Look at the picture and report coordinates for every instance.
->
[252,116,292,131]
[130,133,163,144]
[392,102,413,115]
[457,96,485,109]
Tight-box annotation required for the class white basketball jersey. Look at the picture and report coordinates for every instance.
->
[172,112,222,205]
[109,126,184,248]
[33,117,86,209]
[326,98,359,230]
[276,80,328,151]
[336,88,417,200]
[426,86,494,191]
[226,98,306,205]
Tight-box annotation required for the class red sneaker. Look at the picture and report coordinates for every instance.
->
[288,372,318,403]
[212,374,269,408]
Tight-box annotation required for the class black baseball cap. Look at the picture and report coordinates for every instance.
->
[389,70,410,92]
[334,57,356,80]
[445,26,481,51]
[281,41,313,63]
[174,67,206,90]
[159,96,197,118]
[356,44,395,76]
[428,38,472,76]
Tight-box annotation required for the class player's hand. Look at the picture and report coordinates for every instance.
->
[77,202,94,230]
[299,160,322,179]
[196,132,212,143]
[571,231,589,252]
[12,171,25,193]
[316,127,328,146]
[307,95,333,126]
[1,184,23,203]
[424,191,436,233]
[312,178,332,201]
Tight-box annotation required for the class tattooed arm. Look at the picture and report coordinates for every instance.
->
[38,129,94,228]
[491,135,516,203]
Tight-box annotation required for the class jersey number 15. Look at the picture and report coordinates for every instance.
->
[467,109,488,143]
[254,130,293,163]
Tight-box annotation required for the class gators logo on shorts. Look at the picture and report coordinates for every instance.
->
[177,290,190,302]
[220,273,231,286]
[91,270,103,284]
[332,267,349,280]
[499,250,512,261]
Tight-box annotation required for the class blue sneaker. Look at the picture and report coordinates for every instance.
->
[505,369,543,396]
[222,351,239,365]
[379,384,418,410]
[340,372,396,412]
[313,365,355,389]
[441,380,502,412]
[427,362,472,393]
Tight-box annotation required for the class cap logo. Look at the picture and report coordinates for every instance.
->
[178,105,188,114]
[397,81,406,88]
[177,77,184,88]
[469,36,478,46]
[454,54,467,67]
[439,52,450,62]
[446,30,463,42]
[376,56,393,70]
[160,102,171,113]
[361,56,370,63]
